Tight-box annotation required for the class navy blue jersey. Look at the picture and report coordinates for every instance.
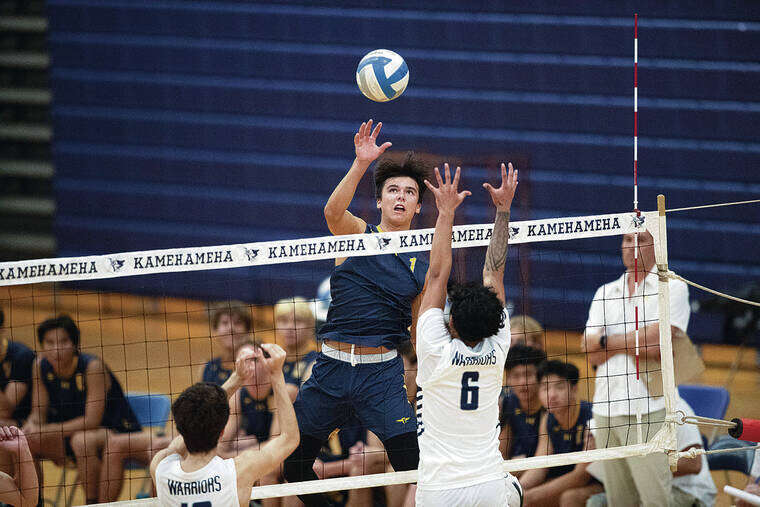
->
[40,354,141,433]
[500,392,544,458]
[319,224,428,349]
[202,358,232,386]
[283,350,318,387]
[0,340,34,423]
[240,388,273,442]
[546,401,593,479]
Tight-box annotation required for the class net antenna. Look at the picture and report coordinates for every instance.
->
[633,12,644,445]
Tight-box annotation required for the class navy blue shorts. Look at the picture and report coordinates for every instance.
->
[294,353,416,443]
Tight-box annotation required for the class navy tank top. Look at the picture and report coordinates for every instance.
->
[500,392,544,458]
[40,353,141,433]
[546,400,593,479]
[202,357,232,386]
[283,350,317,387]
[239,388,273,442]
[319,224,428,349]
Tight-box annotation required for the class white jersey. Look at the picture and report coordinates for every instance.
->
[155,453,240,507]
[415,308,511,491]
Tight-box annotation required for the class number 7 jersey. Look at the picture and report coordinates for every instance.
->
[415,307,510,491]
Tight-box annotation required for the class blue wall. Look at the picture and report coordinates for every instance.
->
[47,0,760,342]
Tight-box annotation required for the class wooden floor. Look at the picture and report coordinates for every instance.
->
[1,284,757,506]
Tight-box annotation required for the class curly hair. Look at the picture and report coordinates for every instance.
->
[172,382,230,453]
[447,282,505,343]
[374,151,430,203]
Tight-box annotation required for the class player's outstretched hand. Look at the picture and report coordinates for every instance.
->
[234,345,256,382]
[354,119,392,164]
[424,163,471,215]
[259,343,287,377]
[483,162,518,211]
[0,426,27,455]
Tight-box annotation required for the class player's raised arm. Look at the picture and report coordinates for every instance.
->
[324,119,392,236]
[482,162,518,306]
[235,343,299,490]
[418,164,471,316]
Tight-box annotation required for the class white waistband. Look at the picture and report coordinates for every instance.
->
[321,342,397,365]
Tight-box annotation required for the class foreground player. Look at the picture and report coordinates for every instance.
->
[284,120,428,502]
[0,426,37,507]
[151,343,299,507]
[415,162,521,506]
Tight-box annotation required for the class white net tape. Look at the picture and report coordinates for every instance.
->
[0,211,654,285]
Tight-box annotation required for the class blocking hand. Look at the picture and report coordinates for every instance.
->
[424,163,471,215]
[483,162,518,211]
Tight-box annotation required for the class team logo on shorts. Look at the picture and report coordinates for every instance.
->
[396,417,411,424]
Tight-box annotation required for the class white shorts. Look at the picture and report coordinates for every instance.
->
[416,475,523,507]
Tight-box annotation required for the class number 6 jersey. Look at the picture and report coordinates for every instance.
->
[415,307,510,491]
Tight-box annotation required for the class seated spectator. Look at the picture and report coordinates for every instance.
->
[0,308,36,490]
[23,315,142,504]
[0,426,37,507]
[201,302,253,385]
[219,344,274,458]
[274,298,319,400]
[509,315,546,350]
[576,396,717,507]
[500,345,547,462]
[519,360,602,506]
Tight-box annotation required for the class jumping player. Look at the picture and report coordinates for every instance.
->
[415,162,522,506]
[283,120,429,504]
[151,343,299,507]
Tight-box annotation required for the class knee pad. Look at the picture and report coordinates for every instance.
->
[383,432,419,472]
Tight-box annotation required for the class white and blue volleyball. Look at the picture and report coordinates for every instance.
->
[356,49,409,102]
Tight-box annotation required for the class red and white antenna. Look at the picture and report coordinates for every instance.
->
[634,13,641,380]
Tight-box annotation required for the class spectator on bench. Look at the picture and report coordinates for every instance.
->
[500,345,547,464]
[509,315,546,350]
[519,360,602,506]
[23,315,141,504]
[201,302,253,386]
[273,298,319,401]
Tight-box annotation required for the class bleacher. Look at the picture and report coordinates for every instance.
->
[46,0,760,341]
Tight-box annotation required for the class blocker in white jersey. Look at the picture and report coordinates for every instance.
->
[416,307,512,490]
[415,162,521,506]
[155,453,239,506]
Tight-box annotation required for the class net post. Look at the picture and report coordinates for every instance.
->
[656,194,679,471]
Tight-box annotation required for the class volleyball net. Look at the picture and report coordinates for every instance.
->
[0,206,683,505]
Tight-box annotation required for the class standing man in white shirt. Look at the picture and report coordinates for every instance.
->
[582,230,690,506]
[415,162,522,507]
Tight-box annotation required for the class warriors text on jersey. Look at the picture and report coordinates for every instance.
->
[415,308,511,490]
[155,453,239,507]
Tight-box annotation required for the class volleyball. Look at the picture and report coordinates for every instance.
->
[356,49,409,102]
